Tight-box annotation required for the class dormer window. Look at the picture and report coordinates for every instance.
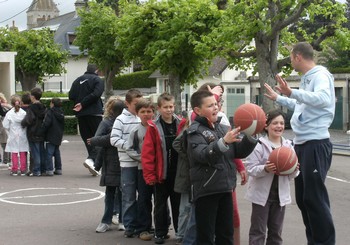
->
[67,32,76,46]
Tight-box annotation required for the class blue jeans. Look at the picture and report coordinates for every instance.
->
[46,143,61,172]
[101,186,117,224]
[136,170,153,234]
[177,193,191,239]
[182,204,197,245]
[30,141,46,175]
[121,166,138,232]
[114,187,122,223]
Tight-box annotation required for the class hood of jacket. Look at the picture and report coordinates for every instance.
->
[30,103,46,119]
[51,107,64,123]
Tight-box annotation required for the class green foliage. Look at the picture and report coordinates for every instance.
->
[113,71,156,89]
[0,27,68,88]
[75,2,125,72]
[41,98,75,116]
[64,117,78,135]
[116,0,222,85]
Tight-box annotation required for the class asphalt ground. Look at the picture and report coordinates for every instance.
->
[0,133,349,245]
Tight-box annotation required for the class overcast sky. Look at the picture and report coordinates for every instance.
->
[0,0,77,30]
[0,0,347,31]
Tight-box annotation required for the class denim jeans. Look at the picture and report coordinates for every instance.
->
[114,186,122,223]
[30,141,46,175]
[46,143,62,172]
[136,170,153,234]
[121,166,139,232]
[101,186,117,224]
[177,193,191,239]
[182,204,197,245]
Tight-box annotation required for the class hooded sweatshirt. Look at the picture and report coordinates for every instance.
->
[21,102,46,142]
[41,106,65,146]
[276,65,335,144]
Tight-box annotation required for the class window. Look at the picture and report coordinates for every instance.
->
[67,33,76,46]
[227,87,245,94]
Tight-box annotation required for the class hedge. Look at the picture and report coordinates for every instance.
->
[113,70,156,89]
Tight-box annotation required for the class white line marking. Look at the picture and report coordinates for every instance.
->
[0,187,105,206]
[327,176,350,184]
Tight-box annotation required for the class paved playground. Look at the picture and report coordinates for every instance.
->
[0,132,349,245]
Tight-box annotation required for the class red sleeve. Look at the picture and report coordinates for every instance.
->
[141,125,157,184]
[234,158,245,173]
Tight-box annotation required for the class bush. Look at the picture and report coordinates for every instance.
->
[64,117,78,135]
[113,70,156,89]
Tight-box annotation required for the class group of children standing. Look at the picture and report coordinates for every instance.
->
[90,85,299,245]
[0,88,64,177]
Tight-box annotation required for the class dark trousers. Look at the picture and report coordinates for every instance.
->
[195,192,233,245]
[294,139,335,245]
[249,202,285,245]
[46,143,61,171]
[154,171,181,237]
[77,115,102,160]
[101,186,117,224]
[136,170,154,233]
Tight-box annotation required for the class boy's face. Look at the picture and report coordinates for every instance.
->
[137,107,154,125]
[157,99,175,122]
[194,95,218,123]
[126,97,142,115]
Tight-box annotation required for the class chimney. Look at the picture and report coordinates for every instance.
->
[75,0,87,13]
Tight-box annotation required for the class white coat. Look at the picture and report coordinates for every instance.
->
[3,108,29,153]
[244,135,299,207]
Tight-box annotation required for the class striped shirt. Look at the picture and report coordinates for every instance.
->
[110,108,141,167]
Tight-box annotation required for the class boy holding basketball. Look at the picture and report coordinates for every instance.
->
[186,90,257,245]
[245,109,299,245]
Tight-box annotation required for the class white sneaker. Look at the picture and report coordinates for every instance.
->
[96,223,110,233]
[83,159,99,176]
[112,214,119,225]
[118,223,125,231]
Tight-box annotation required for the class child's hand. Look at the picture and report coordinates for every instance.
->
[264,161,276,174]
[223,127,241,144]
[239,170,248,185]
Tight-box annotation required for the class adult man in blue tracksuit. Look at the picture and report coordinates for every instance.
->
[265,42,336,245]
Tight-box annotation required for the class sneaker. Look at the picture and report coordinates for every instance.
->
[139,231,153,241]
[124,230,134,238]
[20,171,26,176]
[10,171,18,176]
[175,238,183,245]
[45,171,54,176]
[54,170,62,175]
[95,223,110,233]
[154,236,165,244]
[31,172,41,177]
[118,223,125,231]
[26,171,33,176]
[112,214,119,225]
[83,159,99,176]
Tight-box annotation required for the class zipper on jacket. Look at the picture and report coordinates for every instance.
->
[203,169,217,187]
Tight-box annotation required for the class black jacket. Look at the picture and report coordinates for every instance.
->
[21,102,46,142]
[90,117,121,187]
[40,107,64,146]
[187,116,258,201]
[68,71,104,117]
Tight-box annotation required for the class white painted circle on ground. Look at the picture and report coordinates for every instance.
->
[0,187,105,206]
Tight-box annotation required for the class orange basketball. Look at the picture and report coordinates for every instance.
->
[268,146,298,176]
[233,103,266,135]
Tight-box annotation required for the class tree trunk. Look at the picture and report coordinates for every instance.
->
[255,38,279,113]
[168,73,182,115]
[20,72,39,91]
[104,66,118,102]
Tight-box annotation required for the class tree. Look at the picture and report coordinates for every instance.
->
[74,2,125,99]
[0,27,68,91]
[208,0,350,111]
[116,0,222,112]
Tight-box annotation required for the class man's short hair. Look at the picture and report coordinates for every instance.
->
[198,82,224,93]
[51,97,62,107]
[157,92,174,107]
[125,89,143,103]
[135,98,155,113]
[291,42,314,60]
[191,90,213,109]
[87,63,98,73]
[30,87,42,100]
